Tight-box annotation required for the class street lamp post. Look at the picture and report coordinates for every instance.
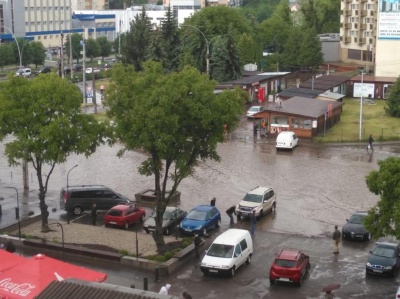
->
[181,25,211,77]
[50,222,65,261]
[359,70,364,141]
[66,165,78,224]
[1,26,22,72]
[5,187,21,240]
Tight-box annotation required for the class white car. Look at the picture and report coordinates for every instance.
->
[14,68,32,78]
[275,131,298,150]
[235,186,276,220]
[246,106,264,118]
[85,67,100,74]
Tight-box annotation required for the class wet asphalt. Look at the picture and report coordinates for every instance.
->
[1,117,400,298]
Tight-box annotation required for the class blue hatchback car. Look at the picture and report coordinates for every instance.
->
[180,205,221,236]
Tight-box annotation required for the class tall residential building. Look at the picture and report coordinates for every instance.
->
[340,0,376,73]
[74,0,109,10]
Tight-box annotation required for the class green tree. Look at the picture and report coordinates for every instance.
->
[65,33,84,63]
[105,61,244,253]
[0,43,16,70]
[298,27,324,68]
[364,157,400,238]
[160,6,181,72]
[146,28,164,63]
[300,0,340,33]
[274,0,292,24]
[97,36,112,61]
[281,27,303,70]
[30,41,46,68]
[13,39,32,67]
[237,33,258,65]
[385,76,400,117]
[85,38,101,62]
[123,7,152,71]
[0,73,108,231]
[240,0,281,23]
[258,15,293,54]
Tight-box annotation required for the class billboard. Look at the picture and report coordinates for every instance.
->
[353,83,375,98]
[379,0,400,39]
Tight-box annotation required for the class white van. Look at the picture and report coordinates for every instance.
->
[14,68,32,78]
[276,131,298,150]
[200,229,253,277]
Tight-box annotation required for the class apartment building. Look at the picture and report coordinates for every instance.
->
[163,0,241,8]
[73,0,109,11]
[340,0,376,74]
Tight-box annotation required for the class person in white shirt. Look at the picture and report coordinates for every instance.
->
[159,284,171,295]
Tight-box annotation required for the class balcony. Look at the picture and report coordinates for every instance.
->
[355,10,358,15]
[369,23,374,30]
[346,10,352,16]
[354,37,358,43]
[345,23,352,29]
[359,38,366,44]
[346,0,352,3]
[361,10,367,17]
[360,24,367,30]
[371,11,374,16]
[345,37,351,43]
[360,0,367,3]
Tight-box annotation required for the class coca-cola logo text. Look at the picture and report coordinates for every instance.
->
[0,278,36,297]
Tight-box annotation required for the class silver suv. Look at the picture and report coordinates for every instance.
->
[235,186,277,220]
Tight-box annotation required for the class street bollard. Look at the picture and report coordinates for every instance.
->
[155,267,159,282]
[15,207,19,219]
[143,277,148,291]
[0,205,2,216]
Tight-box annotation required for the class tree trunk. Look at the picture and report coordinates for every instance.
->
[153,224,167,254]
[39,192,49,232]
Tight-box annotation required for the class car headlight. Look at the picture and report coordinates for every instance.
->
[385,266,393,270]
[221,265,229,269]
[366,262,372,267]
[195,225,203,230]
[143,224,148,228]
[201,262,206,267]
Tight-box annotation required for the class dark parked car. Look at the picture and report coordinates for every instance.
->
[73,64,83,72]
[63,66,71,74]
[366,242,400,277]
[59,184,130,215]
[143,206,187,235]
[342,211,371,241]
[35,66,52,75]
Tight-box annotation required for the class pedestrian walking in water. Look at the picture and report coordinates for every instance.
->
[332,225,341,254]
[194,233,202,259]
[367,134,374,152]
[159,284,171,295]
[253,121,258,136]
[210,197,216,206]
[226,205,236,225]
[250,209,257,237]
[91,203,97,226]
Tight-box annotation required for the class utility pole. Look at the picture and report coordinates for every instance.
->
[82,31,87,104]
[60,32,64,79]
[92,72,97,114]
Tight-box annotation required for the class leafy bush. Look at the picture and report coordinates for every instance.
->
[182,241,189,248]
[164,252,173,260]
[146,255,156,260]
[118,249,130,255]
[154,255,167,262]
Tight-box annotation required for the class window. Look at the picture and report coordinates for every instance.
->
[44,36,47,39]
[348,49,362,60]
[103,190,116,198]
[240,239,248,251]
[71,191,96,198]
[38,36,41,40]
[234,244,242,256]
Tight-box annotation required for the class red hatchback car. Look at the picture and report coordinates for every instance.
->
[269,249,311,286]
[104,203,145,230]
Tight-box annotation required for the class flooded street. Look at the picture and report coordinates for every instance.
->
[1,120,400,298]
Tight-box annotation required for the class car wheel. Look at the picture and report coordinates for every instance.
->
[272,202,276,212]
[73,206,82,216]
[202,228,207,236]
[237,214,241,221]
[216,218,221,228]
[144,228,150,234]
[297,279,302,287]
[306,262,311,272]
[124,222,129,230]
[165,227,170,235]
[269,279,275,285]
[246,255,251,265]
[230,267,235,277]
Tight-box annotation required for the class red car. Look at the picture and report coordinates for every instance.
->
[104,203,145,230]
[269,249,311,286]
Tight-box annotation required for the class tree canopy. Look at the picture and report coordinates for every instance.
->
[364,157,400,239]
[385,75,400,117]
[105,61,245,253]
[0,74,108,231]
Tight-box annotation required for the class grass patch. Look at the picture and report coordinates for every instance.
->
[315,98,400,143]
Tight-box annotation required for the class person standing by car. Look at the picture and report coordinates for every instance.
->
[250,209,257,237]
[91,203,97,226]
[253,121,258,136]
[159,284,171,295]
[226,205,236,225]
[194,233,202,260]
[332,225,341,254]
[210,197,216,206]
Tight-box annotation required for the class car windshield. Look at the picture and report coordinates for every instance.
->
[243,194,263,203]
[187,210,207,221]
[275,259,297,268]
[150,210,172,219]
[373,246,396,258]
[107,210,122,217]
[249,107,259,112]
[207,244,234,258]
[348,214,366,224]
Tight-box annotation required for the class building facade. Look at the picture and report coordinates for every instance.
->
[340,0,376,73]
